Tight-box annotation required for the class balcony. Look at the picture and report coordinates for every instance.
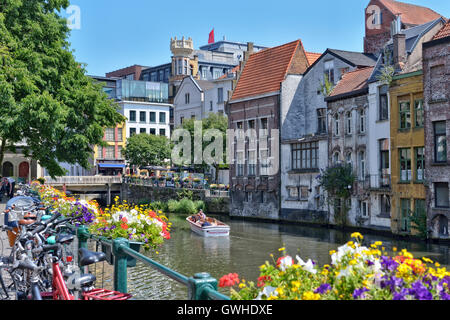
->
[366,173,391,190]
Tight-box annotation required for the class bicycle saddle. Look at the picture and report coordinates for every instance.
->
[56,233,74,244]
[78,248,106,267]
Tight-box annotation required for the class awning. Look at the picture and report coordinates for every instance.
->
[98,164,126,169]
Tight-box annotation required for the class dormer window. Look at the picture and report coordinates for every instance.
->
[324,60,335,84]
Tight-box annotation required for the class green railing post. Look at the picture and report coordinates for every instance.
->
[112,238,129,293]
[76,226,89,268]
[188,273,218,300]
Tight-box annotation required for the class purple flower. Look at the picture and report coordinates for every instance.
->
[409,281,433,300]
[393,288,408,300]
[315,284,332,294]
[353,287,369,300]
[380,256,399,272]
[441,292,450,300]
[366,260,374,267]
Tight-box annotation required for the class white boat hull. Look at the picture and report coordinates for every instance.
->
[186,217,230,237]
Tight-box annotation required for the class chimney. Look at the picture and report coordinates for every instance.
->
[392,16,405,70]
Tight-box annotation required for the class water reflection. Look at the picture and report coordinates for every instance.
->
[85,215,450,300]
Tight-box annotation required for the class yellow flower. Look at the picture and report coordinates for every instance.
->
[278,247,286,252]
[291,281,301,288]
[239,283,246,289]
[351,232,364,240]
[302,291,320,300]
[329,250,336,256]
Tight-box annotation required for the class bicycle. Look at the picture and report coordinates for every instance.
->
[5,209,132,300]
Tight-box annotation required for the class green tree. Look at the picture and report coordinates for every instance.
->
[0,0,124,177]
[175,113,228,182]
[317,163,356,227]
[124,133,171,168]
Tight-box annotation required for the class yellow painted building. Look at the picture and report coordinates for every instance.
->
[94,122,127,175]
[389,70,426,235]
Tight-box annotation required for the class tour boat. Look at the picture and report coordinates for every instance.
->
[186,216,230,237]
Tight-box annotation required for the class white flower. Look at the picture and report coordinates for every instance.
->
[296,255,317,274]
[277,256,294,272]
[255,286,278,300]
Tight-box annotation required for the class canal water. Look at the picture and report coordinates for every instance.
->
[91,214,450,300]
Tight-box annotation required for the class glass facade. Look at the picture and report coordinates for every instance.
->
[116,79,169,103]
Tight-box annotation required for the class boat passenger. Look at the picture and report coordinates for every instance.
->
[198,209,206,221]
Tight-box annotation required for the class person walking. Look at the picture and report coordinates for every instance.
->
[4,177,15,199]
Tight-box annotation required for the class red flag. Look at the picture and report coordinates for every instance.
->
[208,28,215,44]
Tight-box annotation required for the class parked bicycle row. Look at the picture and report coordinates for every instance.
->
[0,184,132,300]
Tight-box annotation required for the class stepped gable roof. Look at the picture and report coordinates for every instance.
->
[432,20,450,40]
[231,39,308,101]
[326,67,374,101]
[379,0,444,26]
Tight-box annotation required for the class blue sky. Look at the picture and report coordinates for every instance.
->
[64,0,450,77]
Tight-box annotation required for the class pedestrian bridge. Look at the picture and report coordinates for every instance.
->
[43,176,122,205]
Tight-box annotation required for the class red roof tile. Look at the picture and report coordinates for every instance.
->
[328,67,374,98]
[306,52,321,65]
[379,0,443,26]
[231,40,309,101]
[432,20,450,40]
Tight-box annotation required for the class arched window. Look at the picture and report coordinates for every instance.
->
[2,161,13,177]
[346,152,353,168]
[333,152,340,165]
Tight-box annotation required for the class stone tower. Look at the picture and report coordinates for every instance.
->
[169,37,199,96]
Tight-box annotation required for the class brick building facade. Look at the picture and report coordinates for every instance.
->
[363,0,443,55]
[423,22,450,239]
[227,40,311,220]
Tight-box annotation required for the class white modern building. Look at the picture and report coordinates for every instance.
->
[116,79,172,139]
[173,75,233,126]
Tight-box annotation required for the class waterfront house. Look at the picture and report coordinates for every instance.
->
[226,39,311,220]
[325,67,374,227]
[422,21,450,239]
[388,17,445,236]
[280,49,376,225]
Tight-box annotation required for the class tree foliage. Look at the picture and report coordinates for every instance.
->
[317,163,356,226]
[123,133,171,168]
[0,0,125,177]
[175,113,228,180]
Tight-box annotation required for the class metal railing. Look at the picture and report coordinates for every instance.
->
[76,226,230,300]
[44,176,123,185]
[365,173,391,190]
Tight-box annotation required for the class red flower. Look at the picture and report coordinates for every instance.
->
[219,273,240,288]
[121,217,128,223]
[257,275,272,288]
[120,223,129,230]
